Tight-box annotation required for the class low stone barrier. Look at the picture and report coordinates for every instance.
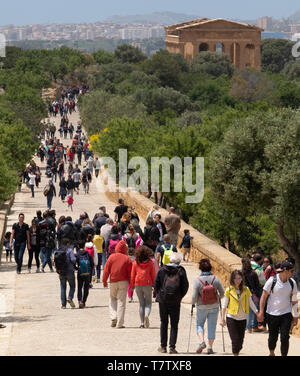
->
[101,173,241,287]
[0,196,14,265]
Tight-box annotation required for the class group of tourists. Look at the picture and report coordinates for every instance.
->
[4,196,299,356]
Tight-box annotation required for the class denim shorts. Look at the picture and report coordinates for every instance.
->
[196,306,219,340]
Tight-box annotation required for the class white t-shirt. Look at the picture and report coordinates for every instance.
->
[264,276,297,316]
[28,174,36,185]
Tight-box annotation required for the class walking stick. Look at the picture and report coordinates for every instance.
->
[219,299,225,353]
[187,304,194,353]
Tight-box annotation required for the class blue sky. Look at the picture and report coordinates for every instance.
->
[1,0,299,26]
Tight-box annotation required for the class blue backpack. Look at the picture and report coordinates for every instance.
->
[79,254,91,276]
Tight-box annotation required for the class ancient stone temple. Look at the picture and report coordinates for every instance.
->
[165,18,263,70]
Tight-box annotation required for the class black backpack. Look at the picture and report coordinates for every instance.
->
[161,268,181,304]
[61,223,75,241]
[54,246,68,275]
[271,274,294,294]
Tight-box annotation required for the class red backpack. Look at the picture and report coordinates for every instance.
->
[108,237,121,255]
[199,276,218,304]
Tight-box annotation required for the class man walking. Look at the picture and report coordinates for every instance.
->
[164,207,181,247]
[154,252,189,354]
[54,238,77,309]
[10,213,30,274]
[102,240,132,329]
[258,261,298,356]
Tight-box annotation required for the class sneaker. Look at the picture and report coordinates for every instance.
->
[128,298,133,303]
[111,319,117,328]
[139,324,145,328]
[96,279,100,283]
[169,347,178,354]
[61,306,66,309]
[207,348,214,355]
[28,269,31,273]
[79,301,84,309]
[116,326,125,329]
[157,346,167,353]
[196,342,207,354]
[36,269,40,273]
[67,299,75,308]
[144,316,150,328]
[41,268,45,273]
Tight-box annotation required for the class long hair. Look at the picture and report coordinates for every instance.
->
[230,270,245,292]
[135,246,152,264]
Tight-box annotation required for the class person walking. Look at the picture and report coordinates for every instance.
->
[241,258,263,333]
[28,171,36,198]
[220,270,259,356]
[94,157,101,178]
[102,240,132,329]
[164,207,181,247]
[143,218,160,253]
[154,252,189,354]
[179,229,193,263]
[10,213,30,274]
[59,177,68,202]
[192,259,224,354]
[54,238,76,309]
[130,246,156,328]
[156,234,178,267]
[28,219,41,273]
[93,228,104,283]
[45,180,56,210]
[258,261,298,356]
[76,239,94,308]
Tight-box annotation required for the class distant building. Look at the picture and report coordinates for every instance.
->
[165,18,263,70]
[291,24,300,34]
[257,16,273,30]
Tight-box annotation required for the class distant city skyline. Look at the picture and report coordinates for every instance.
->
[0,0,300,27]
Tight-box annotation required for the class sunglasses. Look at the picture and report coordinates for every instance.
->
[234,278,243,281]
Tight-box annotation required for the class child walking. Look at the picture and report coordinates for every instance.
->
[67,193,74,211]
[4,232,13,263]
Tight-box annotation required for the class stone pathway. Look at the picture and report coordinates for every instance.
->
[1,109,300,356]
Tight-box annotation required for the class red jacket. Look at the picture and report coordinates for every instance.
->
[130,260,155,289]
[102,247,132,286]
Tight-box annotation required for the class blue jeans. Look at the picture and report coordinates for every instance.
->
[47,195,53,209]
[196,306,219,340]
[59,272,75,307]
[40,247,53,271]
[14,242,26,272]
[247,298,260,329]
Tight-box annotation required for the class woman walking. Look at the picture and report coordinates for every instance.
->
[241,258,262,333]
[220,270,259,356]
[130,246,156,328]
[28,219,41,273]
[192,259,224,354]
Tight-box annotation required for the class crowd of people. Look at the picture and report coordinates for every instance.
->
[2,87,299,356]
[4,200,299,356]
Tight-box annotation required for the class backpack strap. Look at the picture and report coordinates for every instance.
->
[270,275,277,294]
[198,275,216,286]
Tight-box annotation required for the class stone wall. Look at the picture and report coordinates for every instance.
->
[0,196,14,264]
[103,183,241,288]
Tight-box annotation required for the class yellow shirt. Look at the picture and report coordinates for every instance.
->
[93,235,104,254]
[224,286,252,316]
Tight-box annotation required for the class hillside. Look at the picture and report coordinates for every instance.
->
[105,11,199,25]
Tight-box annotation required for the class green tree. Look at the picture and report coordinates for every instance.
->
[190,51,235,78]
[261,39,295,74]
[114,44,147,64]
[209,109,300,270]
